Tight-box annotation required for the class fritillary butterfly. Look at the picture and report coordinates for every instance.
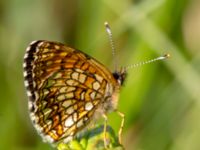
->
[23,22,169,147]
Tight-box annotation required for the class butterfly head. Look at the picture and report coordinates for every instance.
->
[112,67,127,86]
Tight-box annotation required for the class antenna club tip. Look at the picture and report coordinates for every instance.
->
[104,22,111,29]
[104,22,112,35]
[163,53,171,58]
[104,21,108,26]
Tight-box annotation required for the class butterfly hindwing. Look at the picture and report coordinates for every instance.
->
[23,40,117,143]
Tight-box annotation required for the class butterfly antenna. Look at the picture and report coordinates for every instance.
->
[104,22,118,71]
[125,53,170,70]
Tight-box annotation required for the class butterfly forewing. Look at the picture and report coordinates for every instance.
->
[23,40,119,144]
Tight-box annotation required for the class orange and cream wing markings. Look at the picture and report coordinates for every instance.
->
[23,40,119,144]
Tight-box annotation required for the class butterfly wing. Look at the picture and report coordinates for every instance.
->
[23,40,118,144]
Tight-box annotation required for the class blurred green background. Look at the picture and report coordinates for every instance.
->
[0,0,200,149]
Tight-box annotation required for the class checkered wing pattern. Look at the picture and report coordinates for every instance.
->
[23,40,119,144]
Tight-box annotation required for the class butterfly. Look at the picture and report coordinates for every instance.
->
[23,38,126,146]
[23,22,169,148]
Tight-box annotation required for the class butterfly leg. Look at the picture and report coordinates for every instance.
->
[103,113,108,148]
[116,110,125,144]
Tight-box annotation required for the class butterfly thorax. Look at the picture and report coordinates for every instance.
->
[99,68,127,115]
